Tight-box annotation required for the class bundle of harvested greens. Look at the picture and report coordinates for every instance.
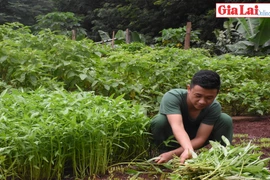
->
[109,136,270,179]
[166,136,270,180]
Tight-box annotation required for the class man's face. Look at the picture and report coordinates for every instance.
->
[187,85,218,110]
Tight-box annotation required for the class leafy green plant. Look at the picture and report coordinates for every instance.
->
[0,22,32,41]
[0,88,150,179]
[33,12,87,40]
[155,26,201,48]
[212,18,270,56]
[1,22,270,180]
[213,55,270,115]
[207,18,240,55]
[1,23,270,116]
[226,18,270,56]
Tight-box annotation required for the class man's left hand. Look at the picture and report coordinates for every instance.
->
[155,151,174,164]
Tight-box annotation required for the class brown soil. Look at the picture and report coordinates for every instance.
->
[232,116,270,138]
[232,116,270,162]
[87,116,270,179]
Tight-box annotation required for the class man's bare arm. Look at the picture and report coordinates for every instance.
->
[167,114,193,151]
[156,123,214,163]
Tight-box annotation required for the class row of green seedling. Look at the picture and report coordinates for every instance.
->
[0,88,150,179]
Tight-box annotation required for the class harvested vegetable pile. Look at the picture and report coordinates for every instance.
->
[110,136,270,179]
[167,137,270,180]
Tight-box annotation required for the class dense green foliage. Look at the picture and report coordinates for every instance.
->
[1,0,269,56]
[1,1,270,179]
[0,0,225,42]
[0,22,270,179]
[1,23,270,116]
[33,12,87,40]
[214,18,270,56]
[155,26,201,48]
[0,88,149,179]
[0,0,55,25]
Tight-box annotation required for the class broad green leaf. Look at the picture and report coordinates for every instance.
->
[236,18,260,39]
[253,18,270,49]
[79,74,87,80]
[98,30,111,41]
[94,51,102,57]
[0,56,8,63]
[115,30,126,40]
[131,31,142,42]
[104,84,110,90]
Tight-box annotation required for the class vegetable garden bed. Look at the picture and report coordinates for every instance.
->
[1,23,270,179]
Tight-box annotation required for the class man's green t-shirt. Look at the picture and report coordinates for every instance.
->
[159,88,221,139]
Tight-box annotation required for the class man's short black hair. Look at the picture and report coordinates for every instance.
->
[190,70,221,91]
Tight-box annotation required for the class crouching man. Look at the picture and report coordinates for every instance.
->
[150,70,233,164]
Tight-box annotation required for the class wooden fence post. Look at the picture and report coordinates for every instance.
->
[112,31,115,48]
[72,29,76,40]
[126,29,130,44]
[184,22,191,49]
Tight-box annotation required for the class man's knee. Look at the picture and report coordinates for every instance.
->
[212,113,233,144]
[150,114,174,148]
[220,113,233,129]
[150,114,170,134]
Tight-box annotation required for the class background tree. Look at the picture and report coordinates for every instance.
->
[33,12,87,40]
[0,0,55,25]
[53,0,102,40]
[90,0,161,42]
[0,0,9,24]
[0,0,222,42]
[1,0,269,45]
